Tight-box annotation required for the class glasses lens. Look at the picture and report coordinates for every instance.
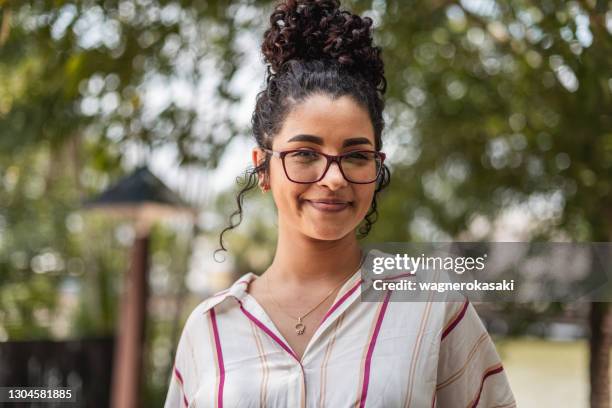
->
[341,151,381,183]
[283,150,381,183]
[284,150,327,182]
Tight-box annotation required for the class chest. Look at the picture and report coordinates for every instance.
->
[245,275,351,360]
[192,300,441,408]
[246,289,337,361]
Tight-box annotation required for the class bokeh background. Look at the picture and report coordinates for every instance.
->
[1,0,612,407]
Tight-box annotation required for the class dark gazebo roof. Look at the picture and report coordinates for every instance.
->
[83,166,189,209]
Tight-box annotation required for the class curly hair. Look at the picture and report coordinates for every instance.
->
[216,0,391,257]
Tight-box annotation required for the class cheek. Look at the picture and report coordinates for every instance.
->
[355,186,376,215]
[268,166,308,211]
[275,185,308,211]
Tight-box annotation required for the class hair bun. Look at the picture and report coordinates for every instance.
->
[261,0,386,93]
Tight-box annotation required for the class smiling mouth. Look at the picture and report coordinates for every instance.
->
[305,199,352,212]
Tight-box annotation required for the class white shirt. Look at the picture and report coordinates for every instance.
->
[164,260,516,407]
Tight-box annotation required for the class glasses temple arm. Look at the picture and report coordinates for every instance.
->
[260,147,282,158]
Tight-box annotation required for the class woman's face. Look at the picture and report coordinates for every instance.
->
[253,93,378,241]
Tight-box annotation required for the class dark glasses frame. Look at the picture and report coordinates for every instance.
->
[261,148,386,184]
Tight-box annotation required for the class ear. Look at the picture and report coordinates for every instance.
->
[252,147,269,187]
[252,147,265,169]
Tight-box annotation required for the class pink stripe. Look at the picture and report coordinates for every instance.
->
[441,299,469,341]
[359,290,391,408]
[210,308,225,408]
[173,367,189,408]
[319,278,363,325]
[238,301,301,363]
[174,366,184,384]
[470,365,505,408]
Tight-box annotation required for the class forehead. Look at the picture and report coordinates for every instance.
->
[274,94,375,147]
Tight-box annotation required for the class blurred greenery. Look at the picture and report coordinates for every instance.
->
[1,0,612,406]
[497,338,612,407]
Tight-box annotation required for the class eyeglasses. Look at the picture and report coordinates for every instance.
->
[262,148,386,184]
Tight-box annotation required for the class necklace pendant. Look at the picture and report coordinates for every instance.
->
[295,317,305,335]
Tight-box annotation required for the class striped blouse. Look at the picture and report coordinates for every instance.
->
[164,264,516,407]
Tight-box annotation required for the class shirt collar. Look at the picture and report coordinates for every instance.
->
[199,272,257,314]
[197,248,390,315]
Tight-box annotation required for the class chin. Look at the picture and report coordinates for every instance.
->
[304,223,355,241]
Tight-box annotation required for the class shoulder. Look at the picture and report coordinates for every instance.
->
[181,272,255,332]
[181,291,232,331]
[440,298,473,339]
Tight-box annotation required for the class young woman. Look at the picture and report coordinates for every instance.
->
[164,0,516,406]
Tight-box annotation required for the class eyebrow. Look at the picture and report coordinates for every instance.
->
[286,134,373,147]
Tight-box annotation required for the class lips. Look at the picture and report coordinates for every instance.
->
[305,199,352,212]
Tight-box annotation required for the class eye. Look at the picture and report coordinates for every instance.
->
[344,151,371,160]
[289,150,319,159]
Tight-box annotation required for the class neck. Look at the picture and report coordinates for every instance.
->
[266,221,363,289]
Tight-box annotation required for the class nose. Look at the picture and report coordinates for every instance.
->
[317,160,348,190]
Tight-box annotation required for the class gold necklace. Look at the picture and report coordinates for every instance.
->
[264,250,365,335]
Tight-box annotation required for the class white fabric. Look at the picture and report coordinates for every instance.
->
[164,263,516,408]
